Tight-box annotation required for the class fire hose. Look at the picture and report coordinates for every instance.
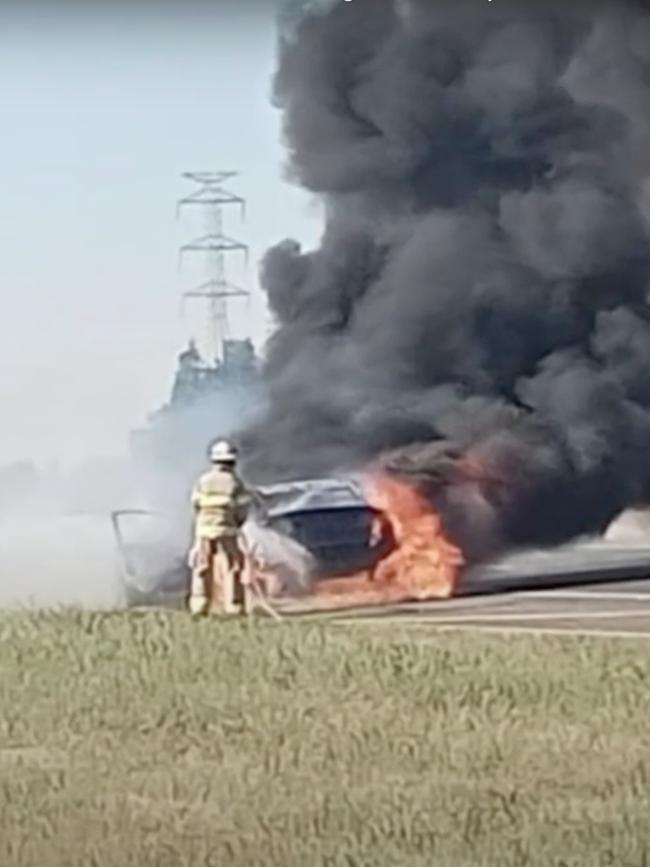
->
[240,533,285,622]
[245,572,284,622]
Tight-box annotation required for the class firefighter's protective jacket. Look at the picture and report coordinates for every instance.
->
[191,466,251,540]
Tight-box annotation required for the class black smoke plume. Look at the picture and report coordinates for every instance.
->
[240,0,650,559]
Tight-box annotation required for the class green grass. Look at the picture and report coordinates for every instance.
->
[1,611,650,866]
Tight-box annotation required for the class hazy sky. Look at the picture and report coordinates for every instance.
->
[0,2,322,466]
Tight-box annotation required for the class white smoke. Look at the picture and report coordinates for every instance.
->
[242,518,316,596]
[0,458,151,610]
[0,376,269,611]
[0,514,125,610]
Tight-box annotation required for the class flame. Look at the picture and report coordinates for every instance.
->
[310,472,465,610]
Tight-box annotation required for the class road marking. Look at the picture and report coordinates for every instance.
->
[407,624,650,641]
[521,590,650,603]
[331,618,650,640]
[338,608,650,625]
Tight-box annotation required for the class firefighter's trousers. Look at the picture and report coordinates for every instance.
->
[189,535,248,615]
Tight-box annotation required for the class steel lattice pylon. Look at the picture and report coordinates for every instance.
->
[177,171,250,362]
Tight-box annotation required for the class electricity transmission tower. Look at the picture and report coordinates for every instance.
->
[177,171,250,362]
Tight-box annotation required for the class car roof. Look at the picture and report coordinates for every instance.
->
[254,477,369,518]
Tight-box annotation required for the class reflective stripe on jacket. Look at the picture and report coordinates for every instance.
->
[191,466,251,539]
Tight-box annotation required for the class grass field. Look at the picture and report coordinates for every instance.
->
[1,611,650,867]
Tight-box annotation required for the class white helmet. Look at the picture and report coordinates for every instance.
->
[210,440,237,463]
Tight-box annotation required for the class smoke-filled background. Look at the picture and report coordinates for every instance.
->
[0,0,310,608]
[240,0,650,559]
[5,0,650,609]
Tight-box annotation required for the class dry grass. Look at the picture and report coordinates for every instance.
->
[1,609,650,866]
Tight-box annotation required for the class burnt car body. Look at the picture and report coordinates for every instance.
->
[112,478,650,609]
[113,477,390,607]
[251,477,390,577]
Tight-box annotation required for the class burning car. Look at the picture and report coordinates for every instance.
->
[112,476,393,609]
[112,475,650,612]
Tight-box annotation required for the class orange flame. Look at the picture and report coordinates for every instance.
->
[310,472,465,610]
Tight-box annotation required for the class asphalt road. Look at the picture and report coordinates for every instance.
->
[333,578,650,638]
[307,540,650,638]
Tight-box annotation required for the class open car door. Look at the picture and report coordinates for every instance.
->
[111,509,189,607]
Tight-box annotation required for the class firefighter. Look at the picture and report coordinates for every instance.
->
[188,440,252,616]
